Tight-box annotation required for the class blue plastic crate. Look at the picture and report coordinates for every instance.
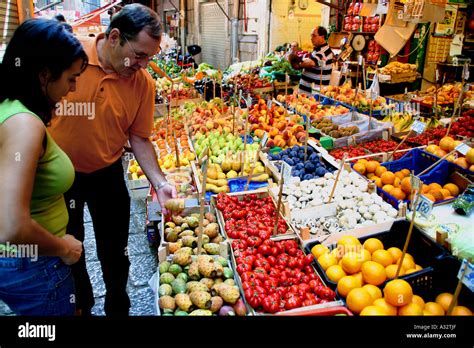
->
[382,148,440,175]
[228,178,268,192]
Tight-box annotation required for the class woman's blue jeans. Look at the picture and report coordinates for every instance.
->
[0,256,75,315]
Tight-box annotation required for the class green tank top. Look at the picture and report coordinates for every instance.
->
[0,99,75,238]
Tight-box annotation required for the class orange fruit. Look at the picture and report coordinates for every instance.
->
[382,184,394,193]
[353,272,365,287]
[353,162,366,175]
[439,136,454,151]
[337,276,361,298]
[423,310,435,316]
[401,177,412,194]
[360,305,389,316]
[435,293,454,312]
[390,187,406,201]
[401,169,410,176]
[326,265,347,283]
[361,261,387,286]
[330,248,342,261]
[363,238,384,254]
[373,298,398,315]
[383,279,413,307]
[405,268,418,274]
[397,256,415,271]
[439,189,451,199]
[372,250,394,267]
[381,171,395,185]
[366,161,380,173]
[393,177,402,188]
[428,182,442,192]
[360,249,372,263]
[374,177,382,188]
[385,264,405,278]
[424,302,445,315]
[341,252,363,274]
[375,166,388,177]
[363,284,383,301]
[346,288,374,314]
[311,244,329,259]
[387,247,403,264]
[450,306,472,316]
[414,264,423,271]
[454,157,469,169]
[443,183,459,196]
[430,190,444,202]
[398,302,424,316]
[423,193,436,202]
[357,159,369,166]
[412,295,425,309]
[421,184,430,193]
[395,171,405,179]
[367,173,376,179]
[317,253,338,271]
[337,235,361,248]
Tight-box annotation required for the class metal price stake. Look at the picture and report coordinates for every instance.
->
[197,147,209,255]
[327,153,348,203]
[304,114,311,161]
[395,174,423,279]
[447,258,473,315]
[434,69,439,119]
[273,161,291,236]
[241,108,250,177]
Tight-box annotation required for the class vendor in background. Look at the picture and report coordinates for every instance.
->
[49,4,176,317]
[0,19,86,315]
[54,14,73,33]
[289,26,334,95]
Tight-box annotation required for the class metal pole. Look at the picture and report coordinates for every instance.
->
[231,17,239,64]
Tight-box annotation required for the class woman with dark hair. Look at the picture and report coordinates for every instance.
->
[0,18,88,315]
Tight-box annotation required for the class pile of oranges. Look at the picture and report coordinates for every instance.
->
[426,136,474,172]
[311,235,473,315]
[353,159,462,203]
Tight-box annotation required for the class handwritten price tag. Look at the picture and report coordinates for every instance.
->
[455,143,471,156]
[261,132,269,148]
[411,120,426,134]
[415,194,433,218]
[281,161,292,184]
[458,259,474,292]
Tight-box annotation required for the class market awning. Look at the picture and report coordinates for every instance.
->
[70,0,121,28]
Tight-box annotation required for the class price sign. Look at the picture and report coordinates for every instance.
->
[415,194,433,218]
[281,161,292,184]
[261,132,269,148]
[455,143,471,156]
[457,259,474,292]
[410,120,426,134]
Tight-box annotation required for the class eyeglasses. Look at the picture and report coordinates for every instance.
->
[122,35,155,62]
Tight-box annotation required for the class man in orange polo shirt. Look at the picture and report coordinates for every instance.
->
[49,4,176,316]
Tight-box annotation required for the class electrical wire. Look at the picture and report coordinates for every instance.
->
[396,23,433,58]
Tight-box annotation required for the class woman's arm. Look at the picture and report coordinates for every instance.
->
[0,113,82,263]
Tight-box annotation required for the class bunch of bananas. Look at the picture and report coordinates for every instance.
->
[382,113,414,132]
[382,113,441,132]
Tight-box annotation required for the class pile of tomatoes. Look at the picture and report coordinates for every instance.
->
[407,126,447,146]
[216,193,337,313]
